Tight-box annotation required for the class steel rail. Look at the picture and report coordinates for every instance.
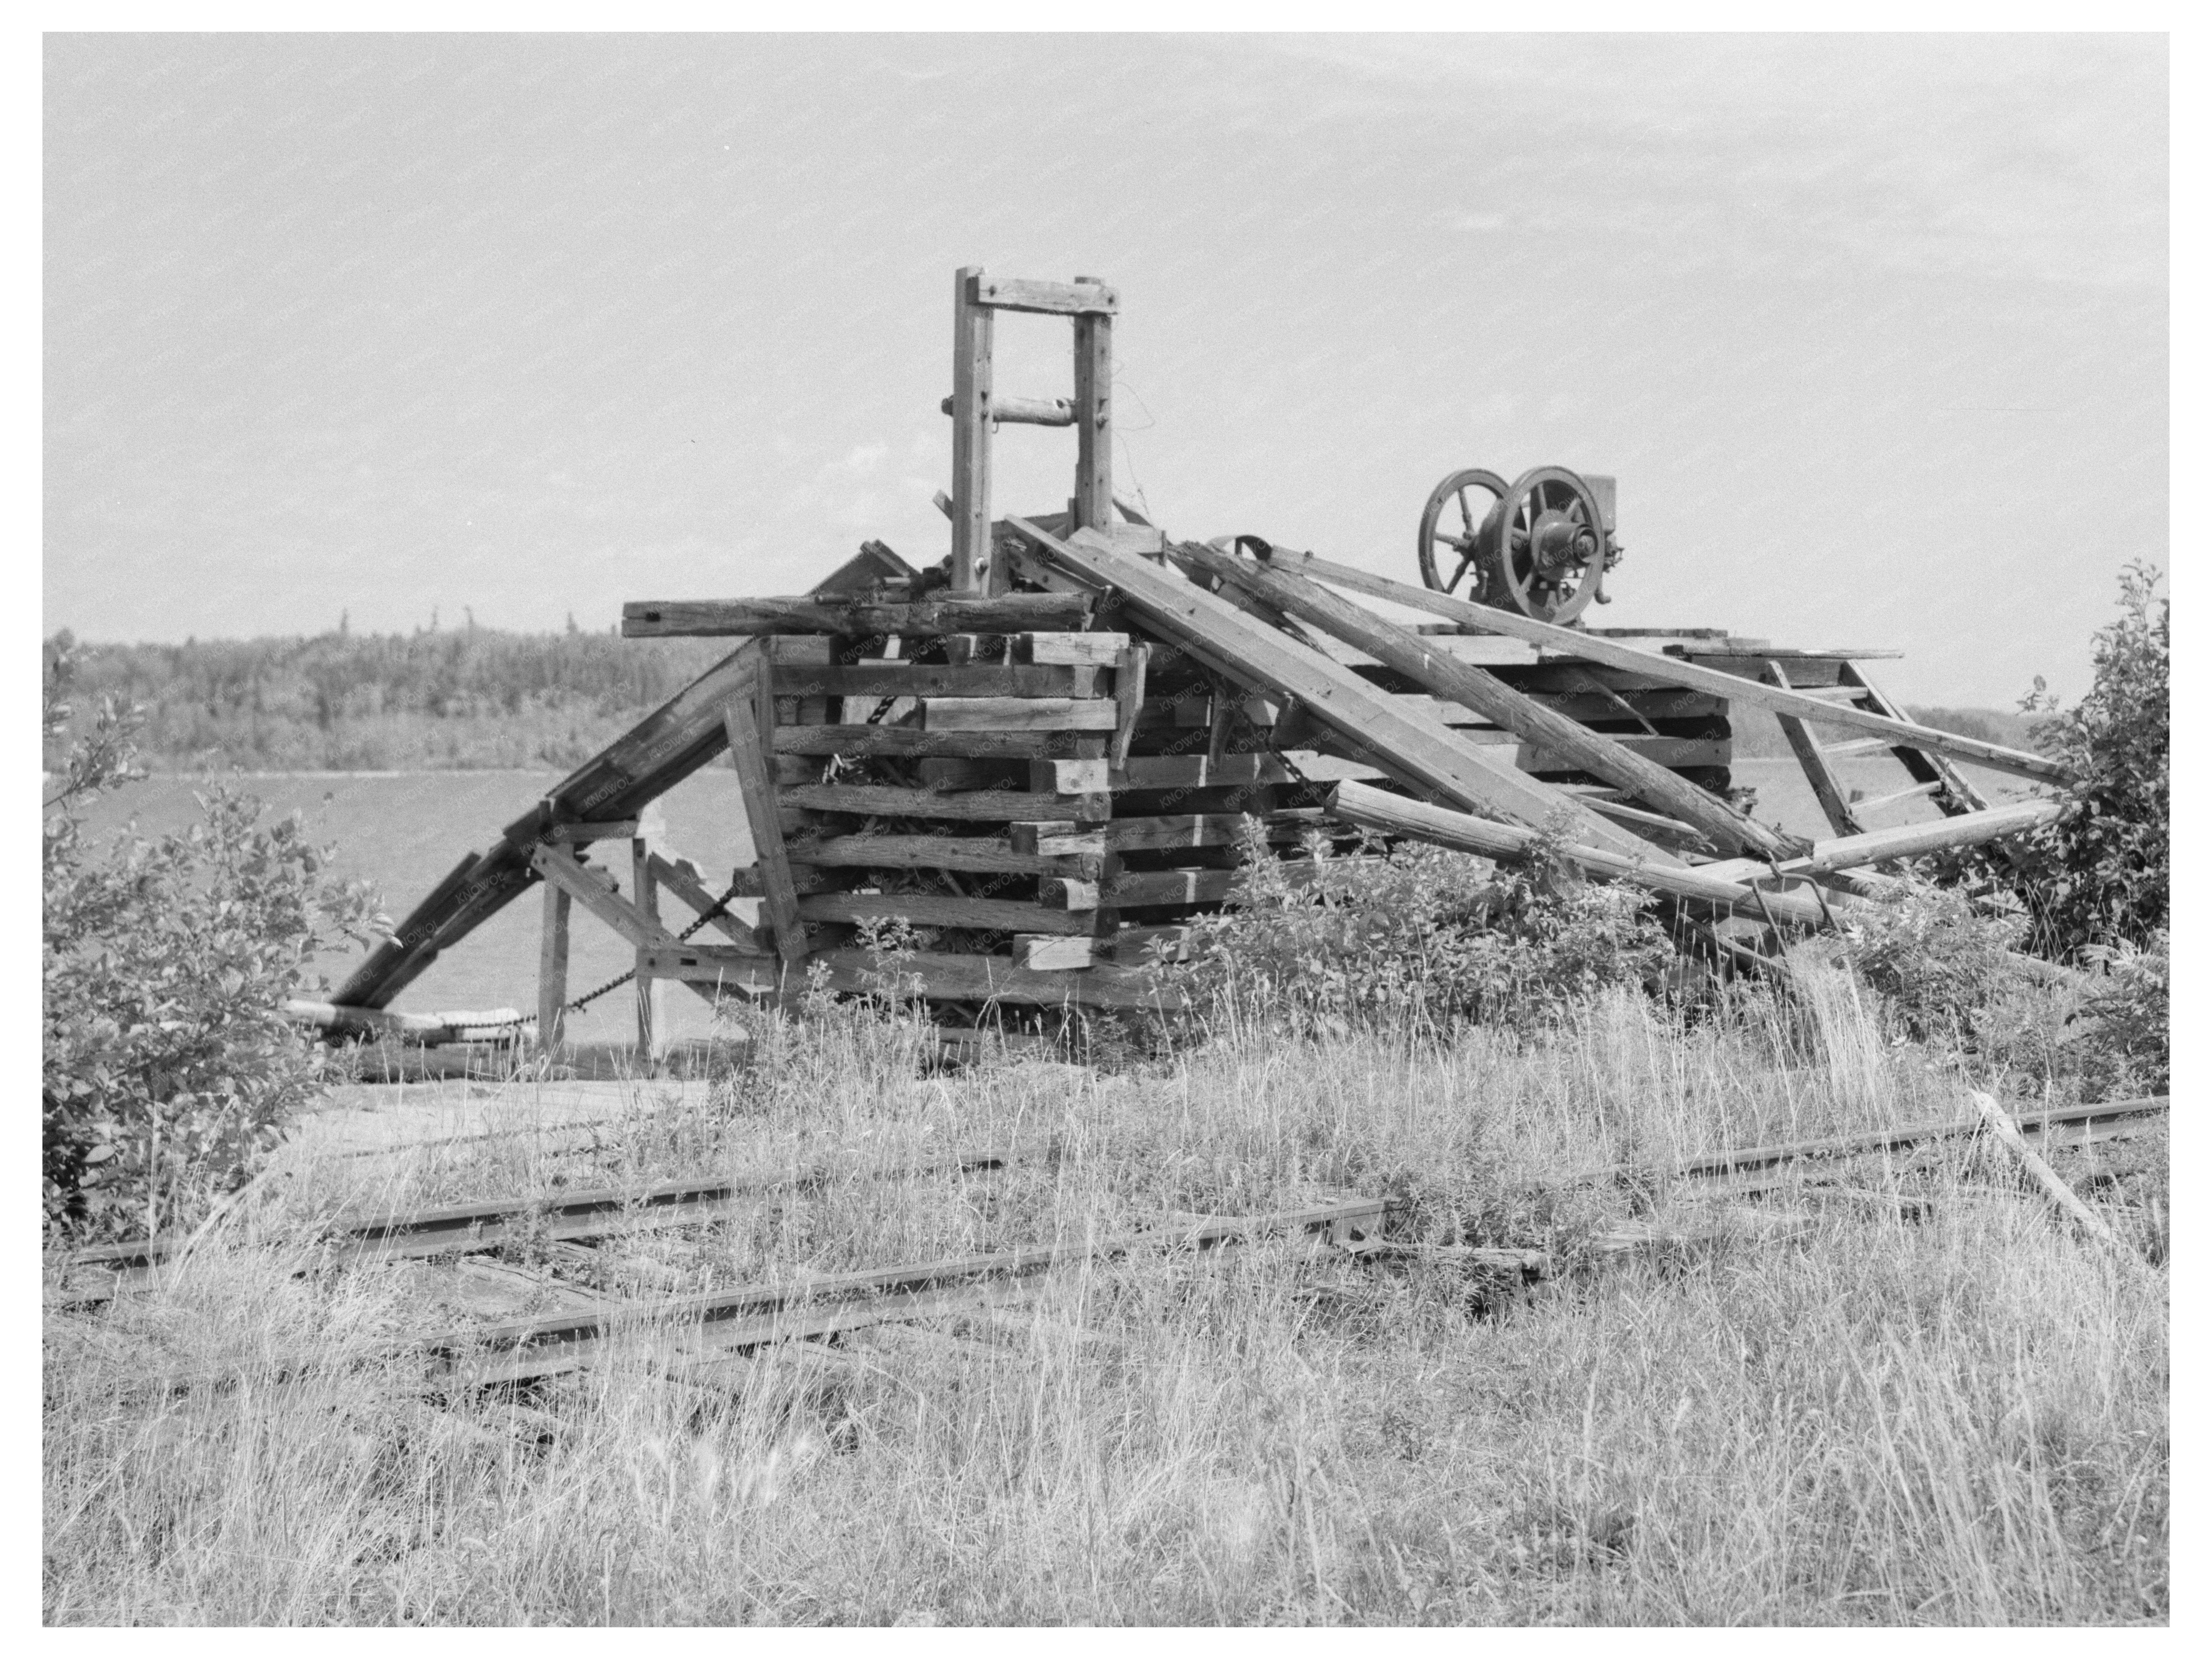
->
[66,1141,1043,1282]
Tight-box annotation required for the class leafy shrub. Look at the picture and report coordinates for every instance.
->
[1169,819,1673,1040]
[2010,560,2168,957]
[1831,880,2032,1046]
[2070,929,2170,1097]
[43,641,380,1241]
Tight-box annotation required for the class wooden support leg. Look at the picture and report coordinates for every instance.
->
[950,266,993,593]
[723,657,809,988]
[632,833,663,1072]
[1071,276,1113,535]
[537,881,572,1060]
[1765,659,1864,838]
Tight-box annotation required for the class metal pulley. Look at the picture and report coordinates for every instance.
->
[1418,464,1621,625]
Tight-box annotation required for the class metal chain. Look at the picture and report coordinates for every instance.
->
[563,876,748,1014]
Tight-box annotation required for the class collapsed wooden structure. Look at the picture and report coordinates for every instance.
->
[321,269,2070,1054]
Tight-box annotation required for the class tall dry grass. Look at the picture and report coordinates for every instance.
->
[43,975,2166,1624]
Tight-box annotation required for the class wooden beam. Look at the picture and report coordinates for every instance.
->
[1244,544,2069,785]
[1182,539,1799,860]
[622,594,1088,639]
[922,697,1119,733]
[795,892,1094,935]
[1071,272,1113,532]
[542,820,639,844]
[1854,779,1945,816]
[778,784,1112,823]
[950,266,993,590]
[1111,641,1148,768]
[939,391,1075,426]
[528,845,681,949]
[970,275,1118,315]
[788,833,1103,879]
[1018,631,1129,666]
[1008,520,1675,863]
[1329,780,1828,927]
[1692,799,2062,886]
[536,881,571,1056]
[1765,659,1864,837]
[1971,1092,2128,1251]
[646,852,768,954]
[632,836,663,1066]
[722,664,808,968]
[775,662,1102,699]
[772,726,1094,761]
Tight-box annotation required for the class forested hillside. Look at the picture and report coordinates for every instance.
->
[41,626,2037,773]
[41,627,729,772]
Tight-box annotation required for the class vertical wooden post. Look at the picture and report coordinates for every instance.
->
[537,878,572,1060]
[950,265,993,592]
[631,827,663,1071]
[1071,272,1112,534]
[1764,660,1864,839]
[723,656,809,978]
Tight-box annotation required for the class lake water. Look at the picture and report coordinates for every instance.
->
[70,752,2030,1041]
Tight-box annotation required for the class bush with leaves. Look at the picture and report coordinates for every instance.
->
[1168,818,1674,1040]
[43,641,381,1241]
[2010,560,2168,958]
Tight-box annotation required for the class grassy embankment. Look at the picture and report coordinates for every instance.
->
[43,964,2166,1625]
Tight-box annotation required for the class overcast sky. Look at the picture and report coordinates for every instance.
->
[43,32,2166,704]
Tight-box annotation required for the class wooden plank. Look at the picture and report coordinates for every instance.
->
[777,662,1103,699]
[1972,1093,2128,1251]
[623,594,1088,639]
[972,274,1118,316]
[1691,800,2064,885]
[778,784,1112,823]
[1012,521,1675,862]
[1111,642,1148,768]
[646,852,768,954]
[1517,737,1731,772]
[1182,539,1796,858]
[536,882,571,1055]
[923,697,1120,732]
[1027,812,1304,855]
[811,538,920,594]
[950,265,993,590]
[1018,631,1128,665]
[632,837,663,1065]
[1330,780,1828,927]
[1841,661,1992,814]
[637,945,1185,1011]
[722,666,808,968]
[773,726,1090,760]
[1029,758,1112,793]
[1854,779,1944,816]
[543,820,639,844]
[1096,925,1192,965]
[1106,868,1238,906]
[1115,752,1288,789]
[1247,544,2069,785]
[1006,824,1111,859]
[529,845,681,949]
[786,832,1102,879]
[1766,659,1863,837]
[795,892,1094,936]
[1071,272,1113,531]
[1014,935,1096,971]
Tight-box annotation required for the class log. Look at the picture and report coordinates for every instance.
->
[1247,544,2072,784]
[1328,779,1828,927]
[1008,519,1676,861]
[621,594,1090,638]
[1182,539,1801,861]
[281,1002,529,1045]
[1695,799,2061,885]
[772,727,1092,760]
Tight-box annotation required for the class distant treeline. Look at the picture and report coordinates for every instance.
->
[43,626,730,772]
[43,625,2040,774]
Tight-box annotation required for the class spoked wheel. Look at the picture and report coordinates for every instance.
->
[1417,468,1509,597]
[1475,465,1609,625]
